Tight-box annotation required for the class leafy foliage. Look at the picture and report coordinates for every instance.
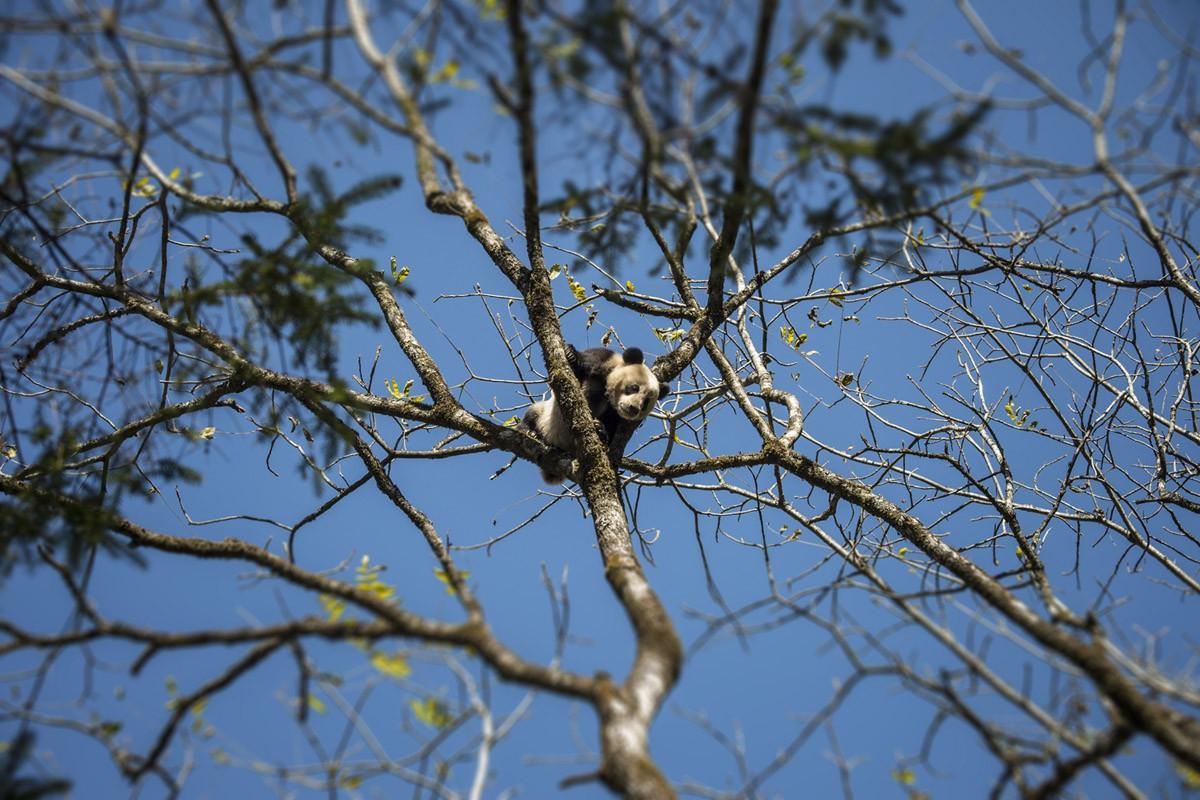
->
[0,424,150,576]
[174,166,402,377]
[0,730,71,799]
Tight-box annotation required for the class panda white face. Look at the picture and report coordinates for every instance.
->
[606,364,661,421]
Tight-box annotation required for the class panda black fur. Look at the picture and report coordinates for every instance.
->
[522,346,669,484]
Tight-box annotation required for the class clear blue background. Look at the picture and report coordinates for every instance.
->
[2,1,1198,798]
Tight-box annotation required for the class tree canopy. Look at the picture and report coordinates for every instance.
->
[1,1,1199,798]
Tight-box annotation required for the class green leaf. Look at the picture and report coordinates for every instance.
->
[1177,762,1200,788]
[654,327,685,343]
[356,555,399,603]
[385,377,422,403]
[474,0,506,20]
[96,721,122,742]
[318,593,347,622]
[566,274,587,302]
[369,650,412,679]
[780,326,808,349]
[411,697,453,728]
[431,60,461,83]
[390,257,411,285]
[434,567,471,595]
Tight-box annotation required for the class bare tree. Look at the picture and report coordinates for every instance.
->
[1,1,1198,797]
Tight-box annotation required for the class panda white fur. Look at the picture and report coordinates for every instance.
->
[522,346,668,484]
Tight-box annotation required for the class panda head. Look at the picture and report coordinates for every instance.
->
[605,348,669,422]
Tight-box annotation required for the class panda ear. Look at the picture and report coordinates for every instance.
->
[623,347,644,365]
[657,382,670,399]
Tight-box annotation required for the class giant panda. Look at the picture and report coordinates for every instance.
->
[522,345,668,483]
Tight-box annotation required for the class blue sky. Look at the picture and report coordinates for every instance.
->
[2,0,1199,797]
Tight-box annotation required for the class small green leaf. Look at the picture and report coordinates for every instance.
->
[566,274,587,302]
[431,59,460,83]
[1177,762,1200,788]
[780,326,808,349]
[411,697,453,728]
[434,567,471,595]
[369,650,412,679]
[318,593,347,622]
[891,767,916,785]
[97,721,122,742]
[385,378,420,402]
[390,257,411,285]
[654,327,685,343]
[356,556,399,603]
[474,0,506,21]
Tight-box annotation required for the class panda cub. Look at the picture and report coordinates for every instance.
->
[523,346,668,484]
